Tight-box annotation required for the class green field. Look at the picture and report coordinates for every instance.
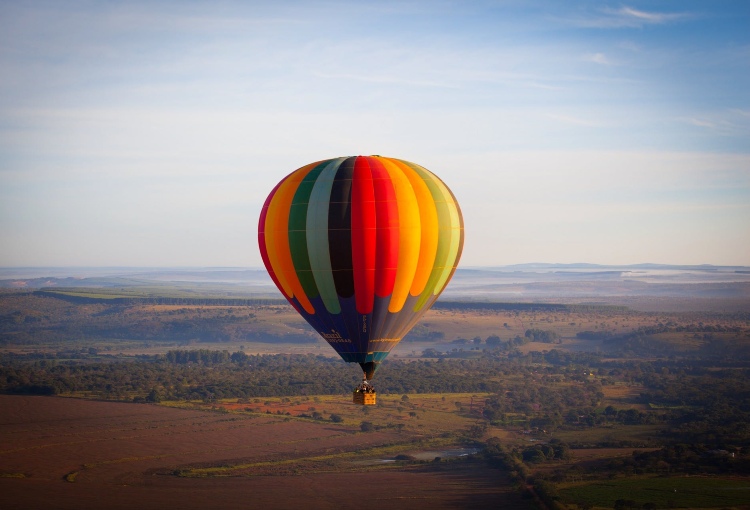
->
[552,424,661,446]
[560,476,750,508]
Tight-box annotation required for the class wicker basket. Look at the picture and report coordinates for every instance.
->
[353,390,376,405]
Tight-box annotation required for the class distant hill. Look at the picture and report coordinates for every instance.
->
[2,265,749,312]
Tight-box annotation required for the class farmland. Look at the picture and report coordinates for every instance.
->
[0,395,523,510]
[1,270,750,509]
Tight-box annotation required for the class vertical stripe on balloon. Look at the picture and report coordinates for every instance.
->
[368,157,399,298]
[258,179,284,300]
[328,157,356,298]
[289,162,327,301]
[403,160,462,311]
[390,159,439,297]
[264,162,317,314]
[377,158,421,313]
[307,158,343,314]
[351,156,377,314]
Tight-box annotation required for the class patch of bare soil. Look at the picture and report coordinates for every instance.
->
[0,396,524,510]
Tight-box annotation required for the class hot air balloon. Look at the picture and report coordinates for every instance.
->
[258,156,463,404]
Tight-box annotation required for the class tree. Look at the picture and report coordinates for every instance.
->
[486,335,502,347]
[466,422,487,438]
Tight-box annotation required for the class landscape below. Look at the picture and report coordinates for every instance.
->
[1,266,749,509]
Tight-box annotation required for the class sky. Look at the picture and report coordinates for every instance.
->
[1,0,748,268]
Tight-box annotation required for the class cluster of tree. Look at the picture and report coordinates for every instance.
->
[524,328,560,343]
[421,335,531,356]
[482,437,531,483]
[478,357,750,449]
[165,349,236,365]
[1,314,316,347]
[521,441,571,463]
[0,310,42,326]
[403,324,445,342]
[602,406,655,425]
[0,292,320,346]
[642,323,745,334]
[486,334,528,349]
[433,301,626,313]
[482,377,604,425]
[629,443,750,475]
[481,437,563,508]
[0,353,509,400]
[33,290,283,307]
[540,349,601,366]
[592,325,750,359]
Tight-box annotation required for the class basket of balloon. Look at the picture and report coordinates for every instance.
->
[353,383,377,405]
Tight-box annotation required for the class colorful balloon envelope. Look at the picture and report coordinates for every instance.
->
[258,156,464,379]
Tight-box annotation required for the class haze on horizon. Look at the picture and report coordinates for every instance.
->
[1,1,748,268]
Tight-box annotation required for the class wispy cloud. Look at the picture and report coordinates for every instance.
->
[568,5,694,29]
[584,52,612,65]
[546,113,603,127]
[615,6,689,25]
[313,71,459,89]
[679,110,750,136]
[686,117,717,129]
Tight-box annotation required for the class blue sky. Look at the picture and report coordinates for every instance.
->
[1,0,748,267]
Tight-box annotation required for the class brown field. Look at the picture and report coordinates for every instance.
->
[569,447,658,464]
[600,384,646,407]
[0,395,526,510]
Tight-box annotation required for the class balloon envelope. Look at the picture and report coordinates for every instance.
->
[258,156,463,378]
